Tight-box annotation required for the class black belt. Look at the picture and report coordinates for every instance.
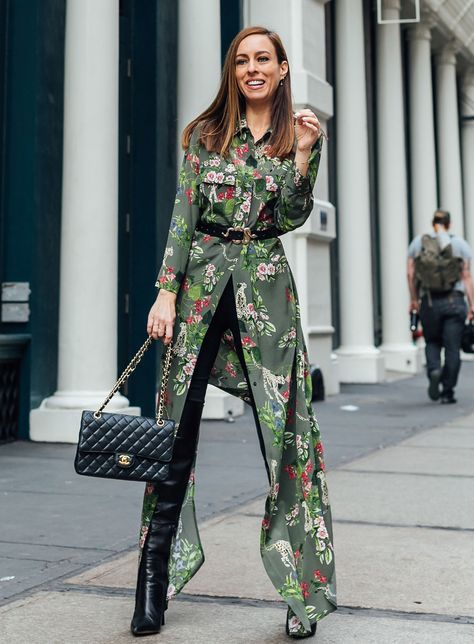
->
[423,290,464,299]
[196,220,280,245]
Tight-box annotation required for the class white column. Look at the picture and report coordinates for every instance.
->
[30,0,138,442]
[461,70,474,248]
[334,0,384,383]
[376,0,419,373]
[407,21,438,235]
[177,0,221,164]
[435,45,465,236]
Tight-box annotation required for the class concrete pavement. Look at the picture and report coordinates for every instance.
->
[1,364,474,642]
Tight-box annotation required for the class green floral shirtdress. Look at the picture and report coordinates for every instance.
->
[140,116,336,636]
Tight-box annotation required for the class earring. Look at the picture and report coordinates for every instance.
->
[280,76,286,86]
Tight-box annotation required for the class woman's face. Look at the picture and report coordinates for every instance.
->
[235,34,288,107]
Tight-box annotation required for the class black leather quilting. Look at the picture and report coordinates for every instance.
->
[74,410,176,482]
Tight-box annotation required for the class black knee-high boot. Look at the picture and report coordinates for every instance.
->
[131,399,204,636]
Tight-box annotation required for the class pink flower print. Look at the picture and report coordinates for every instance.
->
[185,188,193,204]
[288,616,301,634]
[314,569,328,584]
[301,471,312,498]
[300,581,310,599]
[209,158,220,167]
[241,201,250,214]
[284,465,297,480]
[294,549,301,560]
[183,362,195,376]
[315,441,324,455]
[305,460,313,475]
[224,361,237,378]
[262,518,270,530]
[203,234,211,242]
[186,153,200,174]
[242,336,256,348]
[205,264,216,278]
[235,143,249,158]
[257,263,268,279]
[206,170,217,182]
[266,264,276,276]
[225,187,235,200]
[215,172,224,182]
[265,175,278,192]
[253,169,262,179]
[317,523,328,540]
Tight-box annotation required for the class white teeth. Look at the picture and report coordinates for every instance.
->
[248,80,264,86]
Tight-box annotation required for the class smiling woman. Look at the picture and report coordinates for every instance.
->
[132,26,335,641]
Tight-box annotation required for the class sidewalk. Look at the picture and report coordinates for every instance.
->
[1,364,474,642]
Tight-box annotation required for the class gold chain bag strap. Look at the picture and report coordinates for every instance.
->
[74,339,176,482]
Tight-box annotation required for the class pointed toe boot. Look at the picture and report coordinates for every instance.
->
[131,400,204,636]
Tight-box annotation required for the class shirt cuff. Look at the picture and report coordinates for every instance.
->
[293,136,323,191]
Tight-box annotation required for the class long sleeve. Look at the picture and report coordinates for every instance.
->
[155,129,202,293]
[274,136,323,234]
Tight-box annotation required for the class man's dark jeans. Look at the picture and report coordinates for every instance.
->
[419,292,467,396]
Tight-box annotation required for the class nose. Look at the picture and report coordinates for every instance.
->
[247,58,257,73]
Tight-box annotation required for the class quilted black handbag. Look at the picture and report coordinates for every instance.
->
[74,338,176,482]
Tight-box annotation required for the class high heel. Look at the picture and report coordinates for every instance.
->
[130,521,174,636]
[131,400,204,637]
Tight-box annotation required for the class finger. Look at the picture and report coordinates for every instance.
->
[147,315,155,335]
[300,122,319,134]
[295,109,315,117]
[164,321,174,344]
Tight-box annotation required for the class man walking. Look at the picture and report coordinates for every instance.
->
[407,210,474,403]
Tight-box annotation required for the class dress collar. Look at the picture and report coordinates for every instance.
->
[234,113,273,141]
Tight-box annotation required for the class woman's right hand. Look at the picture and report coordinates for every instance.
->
[147,290,177,344]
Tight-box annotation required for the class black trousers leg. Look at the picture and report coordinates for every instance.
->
[420,297,443,376]
[184,276,269,479]
[440,296,467,395]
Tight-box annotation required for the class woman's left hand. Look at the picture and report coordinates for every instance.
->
[294,109,322,152]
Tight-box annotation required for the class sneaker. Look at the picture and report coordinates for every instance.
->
[427,369,441,401]
[440,392,457,404]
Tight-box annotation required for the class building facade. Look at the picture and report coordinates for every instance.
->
[0,0,473,442]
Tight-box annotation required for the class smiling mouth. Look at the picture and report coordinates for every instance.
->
[246,80,265,88]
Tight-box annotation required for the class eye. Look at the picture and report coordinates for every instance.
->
[257,56,269,63]
[235,58,247,66]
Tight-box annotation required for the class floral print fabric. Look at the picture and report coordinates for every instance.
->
[140,116,336,635]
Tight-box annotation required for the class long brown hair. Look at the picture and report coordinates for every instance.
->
[182,26,294,159]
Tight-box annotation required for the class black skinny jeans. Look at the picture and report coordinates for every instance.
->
[183,277,269,478]
[420,292,467,395]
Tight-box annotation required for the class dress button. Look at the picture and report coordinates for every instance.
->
[253,381,257,386]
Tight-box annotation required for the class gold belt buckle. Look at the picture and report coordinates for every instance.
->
[223,226,255,245]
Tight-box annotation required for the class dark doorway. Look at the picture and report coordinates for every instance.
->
[118,0,178,416]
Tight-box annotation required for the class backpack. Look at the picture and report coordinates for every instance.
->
[414,234,463,293]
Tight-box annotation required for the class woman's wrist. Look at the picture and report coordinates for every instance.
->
[294,148,311,177]
[157,289,177,301]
